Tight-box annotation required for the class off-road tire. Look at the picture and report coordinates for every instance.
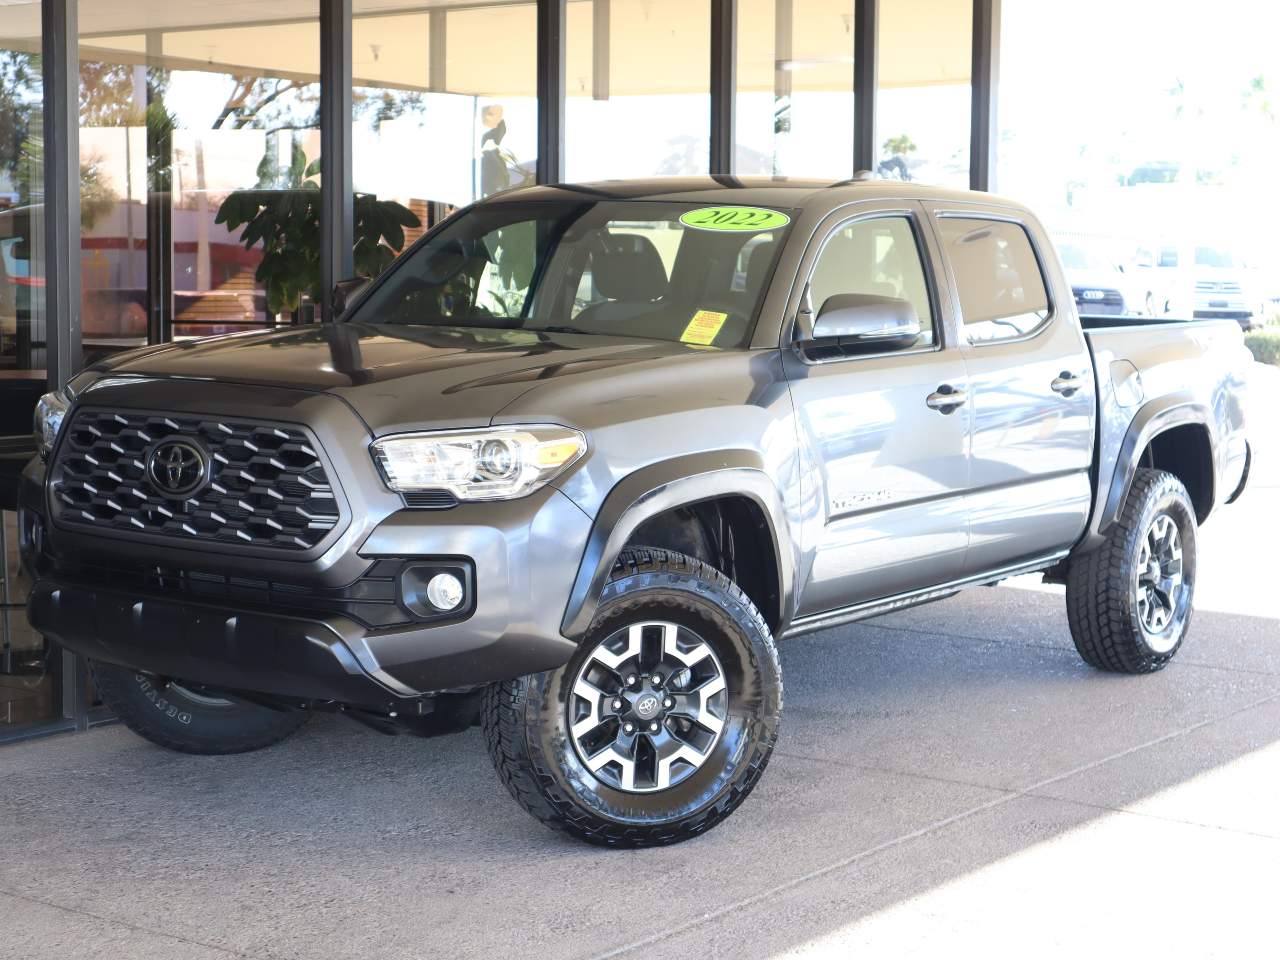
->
[92,660,309,754]
[483,547,783,847]
[1066,468,1197,673]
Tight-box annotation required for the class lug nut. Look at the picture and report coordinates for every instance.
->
[663,697,673,708]
[612,698,622,710]
[626,674,638,686]
[652,674,663,686]
[623,722,635,734]
[649,721,659,732]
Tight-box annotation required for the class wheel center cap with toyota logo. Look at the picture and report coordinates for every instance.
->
[633,693,662,721]
[147,439,209,498]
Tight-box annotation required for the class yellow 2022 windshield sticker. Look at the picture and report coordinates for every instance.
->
[681,310,729,345]
[679,206,791,232]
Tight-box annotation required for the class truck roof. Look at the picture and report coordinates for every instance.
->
[483,176,1026,212]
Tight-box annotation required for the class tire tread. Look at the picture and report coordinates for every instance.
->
[483,547,781,847]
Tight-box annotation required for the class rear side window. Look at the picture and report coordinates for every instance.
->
[936,217,1050,343]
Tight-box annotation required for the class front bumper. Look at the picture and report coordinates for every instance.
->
[21,380,594,706]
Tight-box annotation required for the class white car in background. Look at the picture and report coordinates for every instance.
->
[1057,241,1151,317]
[1134,242,1266,329]
[1189,245,1267,331]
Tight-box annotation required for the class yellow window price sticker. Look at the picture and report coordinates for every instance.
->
[681,310,729,346]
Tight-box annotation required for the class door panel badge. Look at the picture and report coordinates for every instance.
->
[830,489,894,515]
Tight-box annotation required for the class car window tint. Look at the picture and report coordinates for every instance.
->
[936,217,1050,343]
[808,216,935,346]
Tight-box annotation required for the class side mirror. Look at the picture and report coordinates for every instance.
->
[331,277,369,318]
[807,294,922,353]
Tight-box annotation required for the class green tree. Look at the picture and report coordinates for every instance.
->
[882,134,917,157]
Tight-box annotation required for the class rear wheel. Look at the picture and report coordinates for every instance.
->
[1066,468,1197,673]
[91,660,309,754]
[483,547,782,847]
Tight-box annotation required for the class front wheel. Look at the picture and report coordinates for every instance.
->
[483,548,782,847]
[91,661,309,754]
[1066,468,1197,673]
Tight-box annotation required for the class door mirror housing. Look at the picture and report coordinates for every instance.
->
[331,277,369,318]
[807,293,922,353]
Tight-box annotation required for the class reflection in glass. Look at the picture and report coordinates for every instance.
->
[736,0,855,178]
[875,0,971,188]
[78,2,322,357]
[352,2,537,260]
[0,0,59,729]
[565,0,710,181]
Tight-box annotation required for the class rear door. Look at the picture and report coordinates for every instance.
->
[784,201,971,615]
[925,206,1095,573]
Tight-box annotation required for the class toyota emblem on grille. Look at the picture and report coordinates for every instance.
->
[147,439,208,497]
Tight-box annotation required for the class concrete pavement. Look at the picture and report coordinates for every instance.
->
[2,364,1276,960]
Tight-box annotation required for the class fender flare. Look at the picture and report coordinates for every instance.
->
[1081,393,1214,550]
[559,451,797,639]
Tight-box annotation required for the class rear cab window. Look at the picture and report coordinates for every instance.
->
[935,216,1051,343]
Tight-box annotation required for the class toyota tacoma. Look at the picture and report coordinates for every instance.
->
[21,178,1252,846]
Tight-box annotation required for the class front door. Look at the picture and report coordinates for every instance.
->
[786,205,971,616]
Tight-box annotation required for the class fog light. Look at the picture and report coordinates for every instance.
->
[426,572,464,611]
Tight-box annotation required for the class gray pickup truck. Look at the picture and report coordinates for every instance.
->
[22,178,1252,847]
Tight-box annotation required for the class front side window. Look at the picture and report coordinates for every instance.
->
[808,215,936,347]
[351,200,794,349]
[936,217,1050,343]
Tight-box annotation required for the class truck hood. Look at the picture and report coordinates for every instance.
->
[91,322,706,434]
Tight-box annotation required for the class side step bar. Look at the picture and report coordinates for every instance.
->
[780,551,1069,640]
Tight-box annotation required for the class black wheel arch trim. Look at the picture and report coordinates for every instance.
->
[1225,440,1251,505]
[559,451,797,640]
[1079,392,1215,552]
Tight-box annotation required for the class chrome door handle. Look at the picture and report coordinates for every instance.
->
[1051,371,1087,397]
[925,385,967,414]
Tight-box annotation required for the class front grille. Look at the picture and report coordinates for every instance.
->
[50,409,342,551]
[1073,287,1124,308]
[1196,280,1241,294]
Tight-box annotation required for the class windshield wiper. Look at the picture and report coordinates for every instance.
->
[535,325,592,336]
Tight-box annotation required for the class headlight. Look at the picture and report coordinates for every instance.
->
[34,388,71,460]
[371,426,587,501]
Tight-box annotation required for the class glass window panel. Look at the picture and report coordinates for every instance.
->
[352,1,537,261]
[736,0,856,178]
[351,199,792,349]
[876,0,971,188]
[999,0,1280,323]
[0,0,60,729]
[935,216,1050,342]
[78,1,321,359]
[565,0,710,181]
[810,216,935,345]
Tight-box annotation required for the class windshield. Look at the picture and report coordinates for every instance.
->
[1195,246,1242,269]
[348,200,795,349]
[1058,243,1114,273]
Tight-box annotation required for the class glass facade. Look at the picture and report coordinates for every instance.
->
[565,0,711,181]
[78,2,322,353]
[998,0,1280,322]
[0,1,57,731]
[735,0,856,178]
[0,0,1008,740]
[875,0,971,188]
[352,0,538,249]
